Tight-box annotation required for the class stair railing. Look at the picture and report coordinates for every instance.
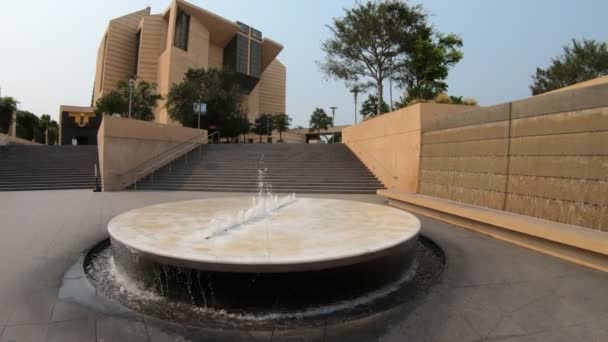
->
[118,132,207,190]
[208,131,220,144]
[93,163,101,192]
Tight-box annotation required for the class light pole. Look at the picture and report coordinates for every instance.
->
[388,59,393,112]
[329,106,337,144]
[128,76,137,119]
[266,115,271,142]
[350,86,360,124]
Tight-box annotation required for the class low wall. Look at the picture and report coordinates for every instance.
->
[98,116,207,191]
[0,132,39,146]
[343,103,472,192]
[418,83,608,231]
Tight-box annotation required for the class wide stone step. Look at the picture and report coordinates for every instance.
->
[0,145,98,191]
[153,168,373,177]
[120,144,384,194]
[131,185,380,194]
[134,179,381,187]
[0,177,94,184]
[0,171,95,176]
[0,184,94,190]
[144,175,380,182]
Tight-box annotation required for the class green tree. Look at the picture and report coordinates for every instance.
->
[238,116,252,143]
[320,0,431,115]
[396,34,463,101]
[272,112,291,142]
[94,91,128,116]
[0,96,18,134]
[39,114,53,144]
[119,81,162,121]
[47,127,58,145]
[16,110,41,142]
[94,80,161,121]
[220,112,251,142]
[394,95,408,109]
[530,39,608,95]
[309,108,333,134]
[166,68,245,129]
[253,113,274,143]
[360,94,389,118]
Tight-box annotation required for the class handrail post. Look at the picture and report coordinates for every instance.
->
[93,163,102,192]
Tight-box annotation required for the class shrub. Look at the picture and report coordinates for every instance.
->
[0,97,18,134]
[463,97,478,106]
[450,96,463,104]
[434,93,452,104]
[407,98,427,105]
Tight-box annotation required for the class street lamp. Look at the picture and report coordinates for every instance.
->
[350,86,360,124]
[388,58,394,112]
[329,106,337,144]
[128,76,137,119]
[267,116,271,137]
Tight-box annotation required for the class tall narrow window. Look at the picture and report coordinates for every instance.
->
[100,34,108,91]
[174,10,190,51]
[134,30,141,76]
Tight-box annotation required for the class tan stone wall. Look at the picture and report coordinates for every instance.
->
[342,103,471,192]
[418,83,608,231]
[542,75,608,96]
[258,60,286,115]
[97,115,207,191]
[208,44,223,69]
[92,32,107,104]
[93,8,151,105]
[92,2,286,125]
[0,133,38,146]
[136,15,164,85]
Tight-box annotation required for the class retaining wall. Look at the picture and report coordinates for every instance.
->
[343,103,472,192]
[98,116,207,191]
[419,83,608,231]
[0,132,39,146]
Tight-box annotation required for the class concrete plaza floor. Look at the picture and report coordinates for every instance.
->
[0,190,606,341]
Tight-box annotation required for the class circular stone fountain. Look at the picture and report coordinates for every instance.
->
[84,196,437,327]
[109,197,420,274]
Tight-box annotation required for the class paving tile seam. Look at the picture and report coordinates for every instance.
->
[505,293,555,314]
[483,315,515,341]
[461,313,484,340]
[142,316,154,342]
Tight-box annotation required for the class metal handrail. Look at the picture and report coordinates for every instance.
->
[348,140,399,181]
[208,131,220,144]
[118,133,206,189]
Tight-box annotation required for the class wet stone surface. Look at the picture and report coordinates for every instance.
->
[1,190,607,341]
[83,237,444,329]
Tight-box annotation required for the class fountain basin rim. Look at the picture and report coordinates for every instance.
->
[108,198,421,273]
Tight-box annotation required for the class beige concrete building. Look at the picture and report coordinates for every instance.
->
[92,0,286,124]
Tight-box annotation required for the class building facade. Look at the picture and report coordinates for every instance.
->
[91,0,286,125]
[58,106,101,145]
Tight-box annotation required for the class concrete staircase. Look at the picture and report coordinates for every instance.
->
[132,144,384,194]
[0,145,99,191]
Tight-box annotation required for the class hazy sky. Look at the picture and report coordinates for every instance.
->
[1,0,607,127]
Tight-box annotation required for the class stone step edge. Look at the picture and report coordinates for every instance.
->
[378,189,608,272]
